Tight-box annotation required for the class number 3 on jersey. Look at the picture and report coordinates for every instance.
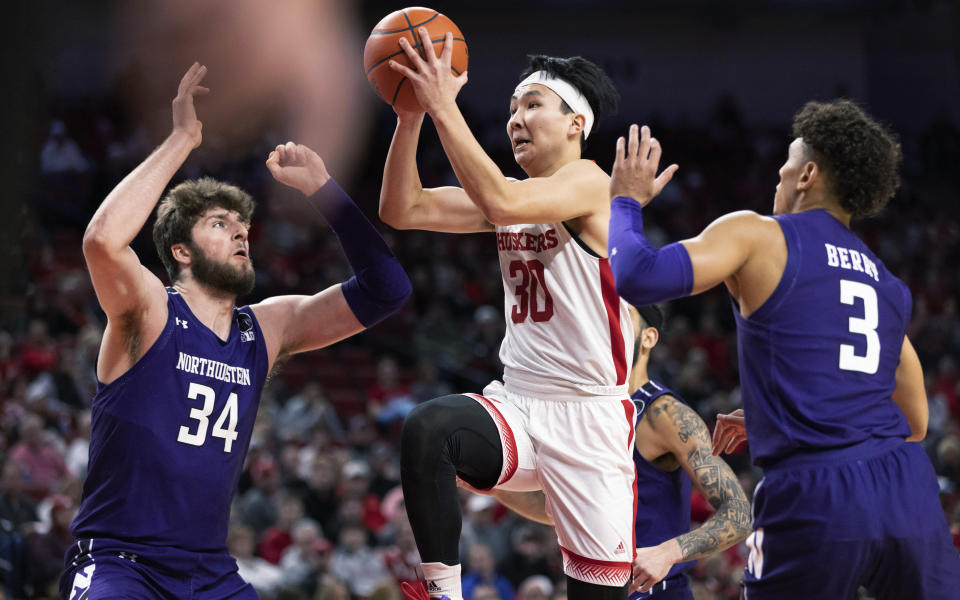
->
[509,259,554,323]
[839,279,880,374]
[177,382,239,452]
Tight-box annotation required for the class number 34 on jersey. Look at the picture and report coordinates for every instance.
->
[177,382,240,453]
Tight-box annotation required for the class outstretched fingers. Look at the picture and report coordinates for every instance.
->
[627,124,640,160]
[653,163,679,195]
[178,62,200,90]
[394,36,425,73]
[638,125,652,163]
[439,31,454,64]
[179,63,208,95]
[388,56,417,79]
[418,27,439,64]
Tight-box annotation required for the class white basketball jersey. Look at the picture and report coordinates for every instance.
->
[495,222,634,400]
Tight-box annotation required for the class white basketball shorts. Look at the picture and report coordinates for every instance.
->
[467,380,637,587]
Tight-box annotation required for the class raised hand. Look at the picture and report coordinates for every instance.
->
[171,62,209,148]
[265,142,331,196]
[388,29,468,115]
[712,409,747,455]
[610,124,679,207]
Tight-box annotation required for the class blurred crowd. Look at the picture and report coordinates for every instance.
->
[1,77,959,600]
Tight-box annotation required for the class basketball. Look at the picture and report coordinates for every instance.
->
[363,7,468,112]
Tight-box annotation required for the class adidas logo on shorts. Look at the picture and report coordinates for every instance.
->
[615,541,626,555]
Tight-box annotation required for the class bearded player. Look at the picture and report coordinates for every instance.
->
[60,63,411,599]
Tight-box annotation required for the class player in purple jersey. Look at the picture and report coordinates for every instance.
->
[462,305,751,599]
[60,63,411,599]
[606,101,960,598]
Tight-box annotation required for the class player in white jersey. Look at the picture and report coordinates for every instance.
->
[380,31,674,600]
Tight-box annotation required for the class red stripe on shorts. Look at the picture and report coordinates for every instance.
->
[599,258,628,385]
[560,545,632,586]
[465,393,518,485]
[623,399,638,559]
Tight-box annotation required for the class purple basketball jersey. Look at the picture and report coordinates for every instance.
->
[631,381,694,583]
[734,210,911,468]
[70,288,268,552]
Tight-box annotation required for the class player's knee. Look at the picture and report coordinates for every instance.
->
[401,396,455,459]
[401,401,434,452]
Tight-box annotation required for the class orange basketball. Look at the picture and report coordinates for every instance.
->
[363,7,468,112]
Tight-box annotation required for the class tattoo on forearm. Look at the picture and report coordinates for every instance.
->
[658,399,753,562]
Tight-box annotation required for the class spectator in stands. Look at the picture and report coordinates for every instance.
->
[237,456,283,535]
[303,453,341,536]
[280,518,329,595]
[410,358,453,404]
[330,521,390,597]
[40,120,89,175]
[462,542,514,600]
[276,382,344,443]
[516,575,552,600]
[460,494,509,565]
[259,491,306,564]
[227,523,285,598]
[382,503,421,587]
[27,494,76,595]
[0,462,37,529]
[340,459,387,534]
[9,412,69,500]
[473,583,504,600]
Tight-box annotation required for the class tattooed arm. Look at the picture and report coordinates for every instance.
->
[630,396,752,595]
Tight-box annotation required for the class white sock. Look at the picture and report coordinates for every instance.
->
[420,562,463,600]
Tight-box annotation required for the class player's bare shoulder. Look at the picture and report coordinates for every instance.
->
[705,210,785,253]
[716,209,775,228]
[558,158,610,186]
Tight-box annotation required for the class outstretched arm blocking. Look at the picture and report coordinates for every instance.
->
[608,198,694,305]
[256,143,411,362]
[607,124,692,305]
[609,125,772,306]
[310,179,412,327]
[84,63,209,321]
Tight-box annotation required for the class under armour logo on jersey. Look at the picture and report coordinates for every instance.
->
[614,541,627,555]
[175,317,189,329]
[118,551,139,562]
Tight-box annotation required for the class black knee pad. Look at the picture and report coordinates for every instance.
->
[400,394,502,489]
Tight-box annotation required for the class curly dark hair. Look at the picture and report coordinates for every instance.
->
[792,100,902,218]
[152,177,255,282]
[519,55,620,152]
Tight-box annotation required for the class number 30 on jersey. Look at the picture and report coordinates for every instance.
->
[509,259,554,323]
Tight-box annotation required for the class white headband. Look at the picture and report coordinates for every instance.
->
[515,71,595,139]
